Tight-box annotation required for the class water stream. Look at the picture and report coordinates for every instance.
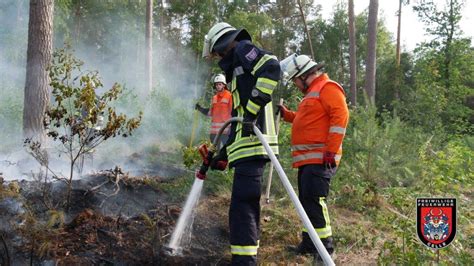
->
[166,176,204,255]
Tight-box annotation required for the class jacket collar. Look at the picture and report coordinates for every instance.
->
[304,73,329,95]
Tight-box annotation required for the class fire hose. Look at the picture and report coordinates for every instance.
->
[196,117,335,266]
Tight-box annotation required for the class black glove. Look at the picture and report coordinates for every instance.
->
[275,105,282,116]
[210,145,228,171]
[242,114,257,137]
[275,104,289,117]
[195,103,209,115]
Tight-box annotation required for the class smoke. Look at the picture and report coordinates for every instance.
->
[0,1,211,180]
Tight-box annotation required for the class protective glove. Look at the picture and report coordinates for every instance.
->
[210,145,228,171]
[275,104,290,117]
[242,114,256,137]
[323,151,337,168]
[195,103,209,115]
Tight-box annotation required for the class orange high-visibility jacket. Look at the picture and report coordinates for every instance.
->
[209,89,233,135]
[283,74,349,168]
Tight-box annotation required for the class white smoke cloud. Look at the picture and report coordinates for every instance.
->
[0,1,212,180]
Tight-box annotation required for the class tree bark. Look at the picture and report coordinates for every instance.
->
[23,0,54,140]
[348,0,357,106]
[296,0,314,59]
[146,0,153,93]
[365,0,378,105]
[395,0,403,101]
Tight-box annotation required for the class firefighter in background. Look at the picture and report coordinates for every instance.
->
[278,54,349,260]
[195,74,233,146]
[202,22,280,265]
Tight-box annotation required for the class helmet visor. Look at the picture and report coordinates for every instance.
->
[279,53,298,84]
[202,35,211,58]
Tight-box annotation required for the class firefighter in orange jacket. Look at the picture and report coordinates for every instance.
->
[195,74,233,146]
[279,54,349,260]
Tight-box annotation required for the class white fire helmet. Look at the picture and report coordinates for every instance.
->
[213,74,226,84]
[280,54,324,83]
[202,22,251,58]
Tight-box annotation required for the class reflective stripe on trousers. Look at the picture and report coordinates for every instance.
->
[297,164,334,239]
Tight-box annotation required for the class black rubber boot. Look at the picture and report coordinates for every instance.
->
[287,232,316,255]
[314,237,334,261]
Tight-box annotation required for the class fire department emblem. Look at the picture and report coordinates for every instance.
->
[417,198,456,249]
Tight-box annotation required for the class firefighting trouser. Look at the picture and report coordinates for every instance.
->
[229,159,266,266]
[297,164,335,254]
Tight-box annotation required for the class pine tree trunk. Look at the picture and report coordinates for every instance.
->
[296,0,314,59]
[348,0,357,106]
[365,0,378,105]
[23,0,54,140]
[146,0,153,93]
[395,0,402,101]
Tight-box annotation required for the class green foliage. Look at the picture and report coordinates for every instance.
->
[26,46,142,207]
[314,104,474,263]
[138,89,204,147]
[227,10,273,47]
[18,210,65,260]
[335,103,424,198]
[1,0,473,263]
[403,0,474,135]
[181,145,203,169]
[159,174,195,202]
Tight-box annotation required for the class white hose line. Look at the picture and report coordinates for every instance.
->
[253,125,335,266]
[264,98,284,203]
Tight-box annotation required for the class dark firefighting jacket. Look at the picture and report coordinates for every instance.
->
[218,40,280,166]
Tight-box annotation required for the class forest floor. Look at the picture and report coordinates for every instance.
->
[1,164,380,265]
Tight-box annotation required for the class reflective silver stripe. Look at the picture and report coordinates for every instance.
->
[228,144,279,162]
[302,226,332,238]
[264,103,276,136]
[292,152,323,163]
[231,67,241,108]
[221,98,229,103]
[255,80,275,91]
[320,197,331,227]
[232,81,240,108]
[329,126,346,134]
[234,66,244,76]
[230,245,259,256]
[251,54,277,75]
[246,100,260,115]
[229,134,278,152]
[291,143,325,151]
[305,91,320,98]
[301,197,332,238]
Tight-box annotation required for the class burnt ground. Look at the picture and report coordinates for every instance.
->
[0,170,231,265]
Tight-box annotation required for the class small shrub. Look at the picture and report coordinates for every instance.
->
[26,46,142,208]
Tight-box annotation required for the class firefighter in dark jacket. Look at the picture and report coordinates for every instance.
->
[202,22,280,265]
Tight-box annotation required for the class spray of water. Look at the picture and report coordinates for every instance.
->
[166,176,204,255]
